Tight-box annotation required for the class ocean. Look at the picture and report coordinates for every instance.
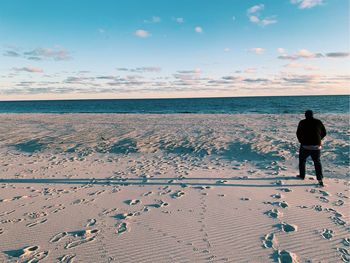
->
[0,95,348,114]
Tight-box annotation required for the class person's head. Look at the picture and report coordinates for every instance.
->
[305,110,313,119]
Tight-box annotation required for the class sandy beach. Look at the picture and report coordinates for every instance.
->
[0,114,349,262]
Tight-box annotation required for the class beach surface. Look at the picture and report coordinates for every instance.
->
[0,114,349,262]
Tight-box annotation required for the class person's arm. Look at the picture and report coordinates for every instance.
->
[320,121,326,139]
[296,121,302,143]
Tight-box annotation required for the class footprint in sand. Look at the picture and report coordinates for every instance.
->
[50,232,68,243]
[337,192,349,199]
[26,218,47,228]
[275,250,298,263]
[297,205,308,209]
[313,205,323,212]
[275,222,298,233]
[27,250,49,262]
[58,254,76,263]
[216,180,228,184]
[343,238,350,247]
[114,212,134,220]
[278,188,292,193]
[240,197,251,201]
[318,196,329,203]
[4,245,39,259]
[85,218,96,227]
[51,229,99,245]
[272,180,283,186]
[116,222,128,235]
[331,216,346,226]
[142,191,153,196]
[265,201,289,209]
[65,236,96,249]
[333,200,345,206]
[337,247,350,262]
[271,193,282,199]
[262,233,277,249]
[321,229,334,240]
[265,209,283,219]
[124,199,141,205]
[147,200,169,208]
[171,191,185,199]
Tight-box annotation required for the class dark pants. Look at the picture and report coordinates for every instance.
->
[299,146,323,181]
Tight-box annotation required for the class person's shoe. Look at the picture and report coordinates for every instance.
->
[318,180,324,187]
[296,175,305,180]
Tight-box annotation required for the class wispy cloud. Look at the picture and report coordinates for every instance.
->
[278,49,349,60]
[4,47,71,61]
[13,67,43,73]
[134,29,150,38]
[247,4,277,26]
[195,26,203,33]
[249,48,266,54]
[290,0,324,9]
[247,4,264,14]
[277,48,286,54]
[278,49,323,60]
[3,50,20,57]
[284,62,319,71]
[244,68,257,73]
[326,52,349,58]
[24,47,71,61]
[116,67,161,73]
[144,16,161,23]
[174,17,184,24]
[282,74,317,84]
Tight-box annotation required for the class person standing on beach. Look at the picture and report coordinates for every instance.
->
[296,110,327,187]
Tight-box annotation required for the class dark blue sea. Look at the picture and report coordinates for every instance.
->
[0,95,348,114]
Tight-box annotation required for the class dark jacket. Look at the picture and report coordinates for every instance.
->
[296,118,326,145]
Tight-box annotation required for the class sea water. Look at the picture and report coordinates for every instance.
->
[0,95,348,114]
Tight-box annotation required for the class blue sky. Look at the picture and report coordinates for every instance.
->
[0,0,349,100]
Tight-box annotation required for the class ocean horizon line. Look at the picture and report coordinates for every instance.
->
[0,93,348,103]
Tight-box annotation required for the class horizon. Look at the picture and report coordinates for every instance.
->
[0,93,348,103]
[0,0,349,100]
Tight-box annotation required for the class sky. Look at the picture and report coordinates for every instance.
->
[0,0,349,100]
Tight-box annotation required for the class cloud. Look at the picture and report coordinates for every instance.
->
[282,74,316,84]
[177,69,201,74]
[326,52,349,58]
[249,48,266,54]
[277,48,286,54]
[24,47,71,61]
[3,50,20,57]
[222,76,238,80]
[116,67,161,73]
[284,62,319,71]
[174,17,184,24]
[13,67,43,73]
[244,68,257,73]
[98,28,106,34]
[195,26,203,33]
[134,29,150,38]
[247,4,264,14]
[243,78,269,83]
[224,48,231,52]
[3,47,71,61]
[247,4,277,26]
[144,16,161,23]
[290,0,323,9]
[278,49,323,60]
